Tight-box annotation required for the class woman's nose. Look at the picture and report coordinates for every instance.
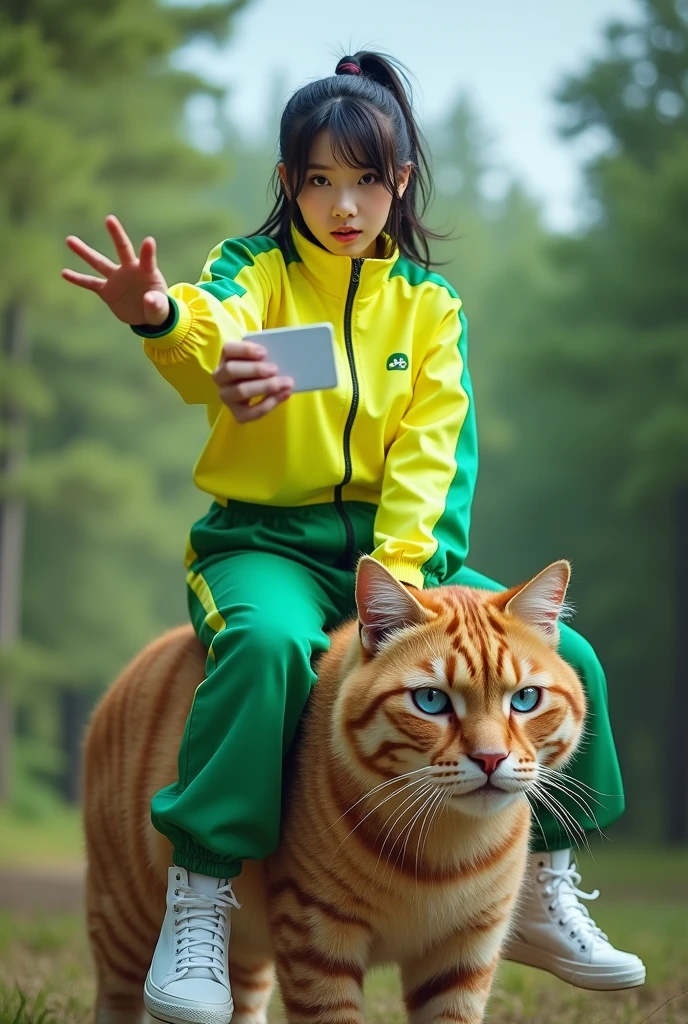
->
[332,191,357,217]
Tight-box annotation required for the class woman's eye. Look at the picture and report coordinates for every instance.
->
[310,175,329,186]
[510,687,541,713]
[359,172,379,185]
[412,688,451,716]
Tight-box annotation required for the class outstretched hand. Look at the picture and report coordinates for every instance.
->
[62,215,170,326]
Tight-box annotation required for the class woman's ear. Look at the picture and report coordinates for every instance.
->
[397,163,412,199]
[277,163,291,199]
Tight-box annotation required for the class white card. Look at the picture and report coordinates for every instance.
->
[244,322,338,393]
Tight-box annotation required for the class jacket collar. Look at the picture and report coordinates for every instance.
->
[289,223,400,300]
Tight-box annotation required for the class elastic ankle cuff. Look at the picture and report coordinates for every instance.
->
[173,847,242,879]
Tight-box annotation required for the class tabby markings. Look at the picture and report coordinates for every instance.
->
[406,959,497,1011]
[269,878,372,931]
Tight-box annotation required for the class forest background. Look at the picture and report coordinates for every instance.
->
[1,0,687,850]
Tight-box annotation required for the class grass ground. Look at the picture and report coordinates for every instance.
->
[0,807,84,869]
[1,809,687,1023]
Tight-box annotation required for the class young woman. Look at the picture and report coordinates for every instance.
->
[63,51,645,1024]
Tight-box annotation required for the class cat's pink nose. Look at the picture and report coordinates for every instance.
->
[468,752,508,776]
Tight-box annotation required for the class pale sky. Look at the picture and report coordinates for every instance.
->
[175,0,640,230]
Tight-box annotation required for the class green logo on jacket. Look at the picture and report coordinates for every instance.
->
[386,353,409,371]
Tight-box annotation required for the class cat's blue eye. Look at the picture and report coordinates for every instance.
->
[412,688,450,715]
[511,687,541,713]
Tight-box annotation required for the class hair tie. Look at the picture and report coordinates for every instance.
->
[336,58,362,76]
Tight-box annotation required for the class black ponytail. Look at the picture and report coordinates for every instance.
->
[252,50,442,270]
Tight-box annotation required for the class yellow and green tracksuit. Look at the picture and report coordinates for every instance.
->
[134,224,624,877]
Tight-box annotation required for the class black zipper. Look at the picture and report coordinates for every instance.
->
[334,257,363,568]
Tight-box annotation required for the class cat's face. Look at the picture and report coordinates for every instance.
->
[334,559,586,821]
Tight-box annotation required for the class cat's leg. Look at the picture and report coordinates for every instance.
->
[270,890,369,1024]
[275,948,366,1024]
[86,863,157,1024]
[400,928,505,1024]
[228,957,275,1024]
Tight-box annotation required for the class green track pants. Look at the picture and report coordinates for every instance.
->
[151,500,625,878]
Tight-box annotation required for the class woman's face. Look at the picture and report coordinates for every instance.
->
[279,129,410,259]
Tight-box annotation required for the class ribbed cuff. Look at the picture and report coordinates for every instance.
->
[173,846,242,879]
[130,295,192,348]
[376,558,426,589]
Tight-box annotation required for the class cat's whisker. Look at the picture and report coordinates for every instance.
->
[372,784,436,884]
[416,787,448,883]
[332,775,434,853]
[530,784,583,851]
[540,768,624,805]
[536,773,606,840]
[387,788,438,873]
[537,771,601,816]
[379,784,435,855]
[409,787,442,882]
[523,792,548,849]
[537,765,611,806]
[391,793,437,875]
[532,783,586,847]
[532,784,591,856]
[322,764,436,834]
[374,781,436,852]
[537,774,608,839]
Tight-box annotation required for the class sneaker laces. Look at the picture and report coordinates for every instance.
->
[172,881,241,980]
[537,863,609,944]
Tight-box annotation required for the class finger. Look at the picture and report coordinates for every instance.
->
[105,214,137,265]
[212,360,278,386]
[65,235,117,276]
[139,236,158,274]
[219,375,293,405]
[61,268,105,293]
[220,340,267,362]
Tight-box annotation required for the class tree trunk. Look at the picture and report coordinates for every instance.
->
[0,301,29,804]
[667,483,688,843]
[58,688,87,804]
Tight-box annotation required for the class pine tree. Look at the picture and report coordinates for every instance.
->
[496,0,688,839]
[0,0,249,806]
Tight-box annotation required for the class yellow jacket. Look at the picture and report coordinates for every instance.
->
[133,225,477,589]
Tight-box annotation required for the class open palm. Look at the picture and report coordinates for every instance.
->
[62,215,170,326]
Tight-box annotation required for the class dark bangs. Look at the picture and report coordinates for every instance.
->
[291,97,400,201]
[252,51,444,269]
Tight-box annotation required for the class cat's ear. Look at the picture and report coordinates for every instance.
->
[355,556,434,655]
[490,560,572,647]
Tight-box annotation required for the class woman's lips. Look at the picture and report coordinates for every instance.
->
[331,229,362,244]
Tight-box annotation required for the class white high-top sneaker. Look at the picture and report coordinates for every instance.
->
[503,849,646,990]
[143,866,240,1024]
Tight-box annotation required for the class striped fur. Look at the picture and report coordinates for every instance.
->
[83,558,585,1023]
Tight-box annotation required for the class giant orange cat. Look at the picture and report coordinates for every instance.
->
[83,556,585,1024]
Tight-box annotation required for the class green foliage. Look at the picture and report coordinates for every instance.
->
[481,0,688,836]
[0,0,248,806]
[556,0,688,165]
